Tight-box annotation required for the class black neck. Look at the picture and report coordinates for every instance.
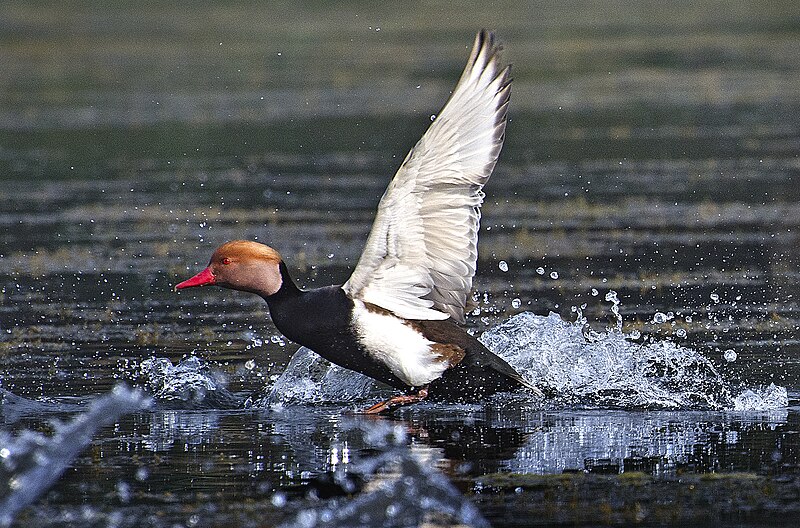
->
[261,262,352,347]
[264,261,301,302]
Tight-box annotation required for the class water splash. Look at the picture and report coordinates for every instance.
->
[139,356,242,409]
[732,385,787,411]
[257,347,379,407]
[258,291,787,411]
[0,385,150,527]
[480,300,787,410]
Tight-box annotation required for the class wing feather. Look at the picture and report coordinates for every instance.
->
[342,30,510,323]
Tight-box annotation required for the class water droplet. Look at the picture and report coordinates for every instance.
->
[724,349,737,362]
[498,260,508,272]
[116,481,132,503]
[549,271,559,279]
[245,359,256,370]
[675,328,687,338]
[652,312,668,324]
[710,292,720,303]
[536,267,545,275]
[591,288,599,296]
[511,298,521,309]
[271,492,287,507]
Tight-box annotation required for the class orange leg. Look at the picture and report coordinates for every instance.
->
[363,387,429,414]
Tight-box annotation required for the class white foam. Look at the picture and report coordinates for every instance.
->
[480,310,787,410]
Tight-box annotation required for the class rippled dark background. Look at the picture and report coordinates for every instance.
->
[1,1,800,526]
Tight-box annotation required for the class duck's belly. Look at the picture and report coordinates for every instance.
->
[350,300,450,388]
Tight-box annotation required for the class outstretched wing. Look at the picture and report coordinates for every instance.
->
[342,30,510,323]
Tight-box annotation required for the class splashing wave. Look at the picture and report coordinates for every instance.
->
[138,292,786,411]
[0,386,150,526]
[139,356,242,409]
[258,347,380,407]
[481,310,786,410]
[262,291,787,411]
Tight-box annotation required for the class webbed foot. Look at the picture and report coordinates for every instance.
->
[362,387,429,414]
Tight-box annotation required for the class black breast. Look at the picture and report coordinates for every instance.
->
[265,282,409,390]
[267,284,352,344]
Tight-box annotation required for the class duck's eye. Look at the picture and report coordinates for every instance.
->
[222,257,231,265]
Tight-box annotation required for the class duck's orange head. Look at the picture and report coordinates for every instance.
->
[175,240,284,297]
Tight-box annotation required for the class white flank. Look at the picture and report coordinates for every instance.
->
[351,300,449,387]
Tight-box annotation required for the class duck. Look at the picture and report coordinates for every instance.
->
[175,30,543,413]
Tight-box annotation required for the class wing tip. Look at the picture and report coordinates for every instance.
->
[344,30,512,323]
[462,29,508,86]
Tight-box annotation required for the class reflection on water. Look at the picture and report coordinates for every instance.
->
[499,409,790,475]
[1,377,799,526]
[141,410,224,452]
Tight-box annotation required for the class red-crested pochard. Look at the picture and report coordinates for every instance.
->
[176,30,544,413]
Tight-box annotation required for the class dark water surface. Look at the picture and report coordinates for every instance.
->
[2,1,800,526]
